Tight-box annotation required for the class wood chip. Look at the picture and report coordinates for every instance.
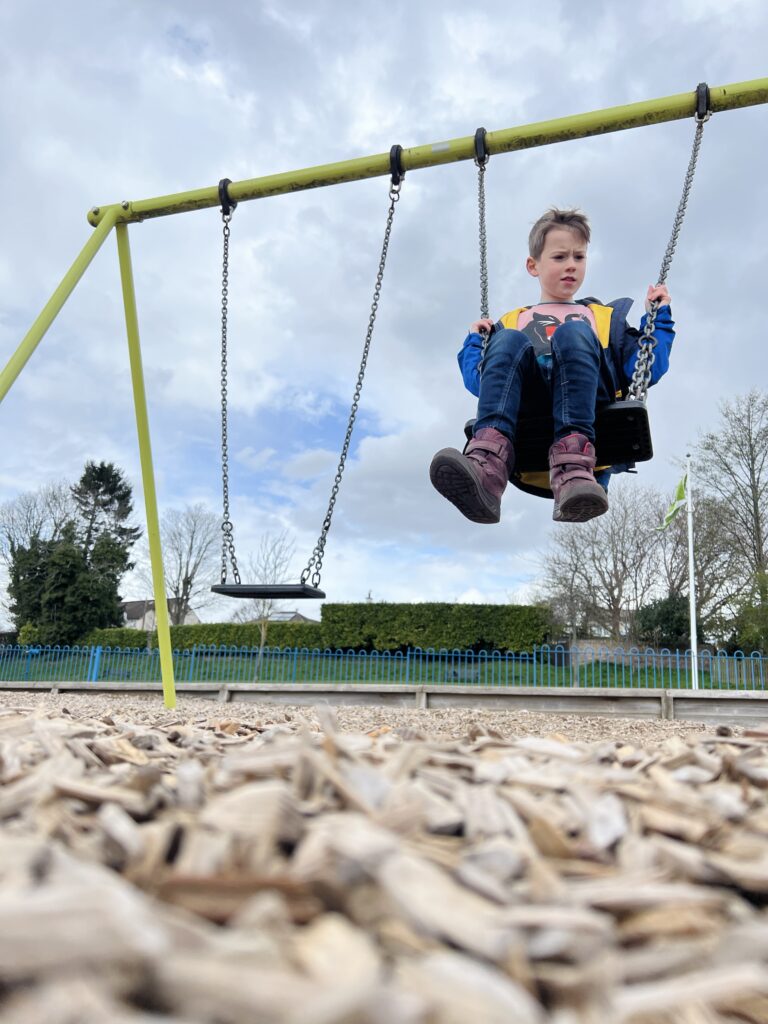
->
[1,695,768,1022]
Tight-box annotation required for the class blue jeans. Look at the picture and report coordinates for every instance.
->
[474,319,619,444]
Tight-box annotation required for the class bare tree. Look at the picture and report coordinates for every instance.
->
[0,481,74,567]
[539,561,591,643]
[0,481,75,623]
[136,504,220,625]
[541,474,750,648]
[695,390,768,605]
[230,531,296,675]
[541,480,662,642]
[654,490,749,643]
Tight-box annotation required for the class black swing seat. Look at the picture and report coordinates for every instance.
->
[211,583,326,600]
[464,400,653,474]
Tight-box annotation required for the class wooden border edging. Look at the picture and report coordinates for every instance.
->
[4,681,768,726]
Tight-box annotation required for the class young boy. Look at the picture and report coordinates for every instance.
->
[430,208,674,524]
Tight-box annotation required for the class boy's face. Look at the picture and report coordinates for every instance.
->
[526,227,587,303]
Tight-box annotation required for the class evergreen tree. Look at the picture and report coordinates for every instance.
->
[7,461,141,644]
[7,536,55,634]
[71,461,141,560]
[88,531,134,627]
[732,574,768,653]
[38,524,91,644]
[636,594,697,650]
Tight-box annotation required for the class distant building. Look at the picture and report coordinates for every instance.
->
[120,599,201,630]
[252,610,319,624]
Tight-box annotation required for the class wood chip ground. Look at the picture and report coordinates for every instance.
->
[1,692,768,1023]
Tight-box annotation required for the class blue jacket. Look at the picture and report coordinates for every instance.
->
[458,297,675,494]
[458,297,675,398]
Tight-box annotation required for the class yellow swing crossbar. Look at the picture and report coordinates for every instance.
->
[87,78,768,227]
[1,77,766,709]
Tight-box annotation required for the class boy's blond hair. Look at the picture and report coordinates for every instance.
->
[529,208,590,259]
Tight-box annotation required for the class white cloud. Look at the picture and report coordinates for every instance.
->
[0,0,766,630]
[282,448,338,480]
[236,445,277,470]
[261,2,317,40]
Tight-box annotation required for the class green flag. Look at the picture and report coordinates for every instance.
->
[658,473,687,531]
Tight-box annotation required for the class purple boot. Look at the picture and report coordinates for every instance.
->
[430,427,513,524]
[549,433,609,523]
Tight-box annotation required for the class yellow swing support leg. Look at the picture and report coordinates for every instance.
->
[116,224,176,709]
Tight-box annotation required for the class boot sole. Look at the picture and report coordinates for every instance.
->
[553,486,609,523]
[430,449,500,524]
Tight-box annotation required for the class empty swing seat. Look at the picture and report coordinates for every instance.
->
[211,583,326,600]
[464,400,653,474]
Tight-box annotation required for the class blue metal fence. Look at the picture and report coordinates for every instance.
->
[0,643,765,689]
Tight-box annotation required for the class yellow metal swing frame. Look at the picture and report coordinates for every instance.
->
[1,79,766,708]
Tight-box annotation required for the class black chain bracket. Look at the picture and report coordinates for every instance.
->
[389,145,405,186]
[474,127,489,167]
[218,177,237,218]
[695,82,711,122]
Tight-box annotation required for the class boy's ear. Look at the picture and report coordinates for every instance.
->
[526,256,539,278]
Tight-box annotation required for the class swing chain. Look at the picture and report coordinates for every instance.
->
[300,180,402,589]
[219,208,241,586]
[474,128,492,371]
[475,131,490,322]
[629,89,708,401]
[478,164,490,320]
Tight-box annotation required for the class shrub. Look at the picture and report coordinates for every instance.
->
[81,602,551,653]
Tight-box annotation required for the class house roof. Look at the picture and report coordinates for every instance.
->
[121,598,188,620]
[258,610,319,624]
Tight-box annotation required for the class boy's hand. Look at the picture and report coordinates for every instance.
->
[471,318,494,334]
[645,284,671,312]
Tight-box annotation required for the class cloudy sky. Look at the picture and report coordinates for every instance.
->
[0,0,766,625]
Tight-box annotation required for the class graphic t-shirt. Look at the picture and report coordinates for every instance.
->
[516,302,597,372]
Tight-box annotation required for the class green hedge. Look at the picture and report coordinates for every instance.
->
[83,621,323,652]
[83,602,550,653]
[319,603,550,652]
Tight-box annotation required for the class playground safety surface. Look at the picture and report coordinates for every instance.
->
[2,692,768,1023]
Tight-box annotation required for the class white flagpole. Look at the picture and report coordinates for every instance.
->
[686,453,699,690]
